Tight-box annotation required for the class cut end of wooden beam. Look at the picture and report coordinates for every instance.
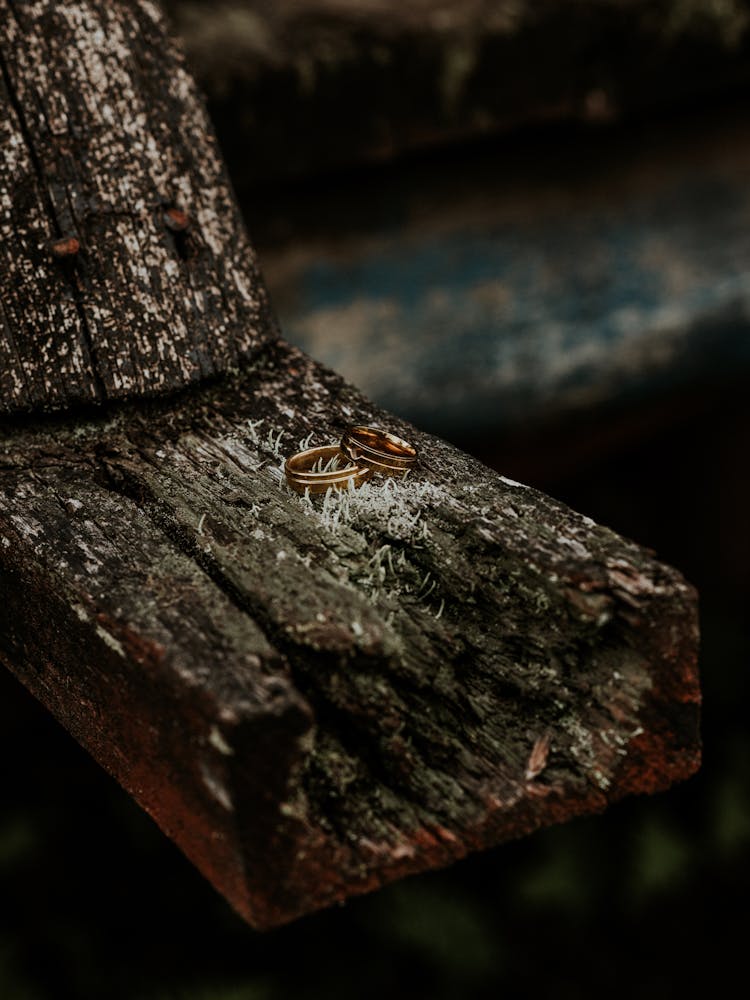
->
[0,342,700,930]
[228,563,701,930]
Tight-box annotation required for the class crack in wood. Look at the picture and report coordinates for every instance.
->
[0,1,701,929]
[0,0,275,414]
[3,0,108,404]
[0,337,699,925]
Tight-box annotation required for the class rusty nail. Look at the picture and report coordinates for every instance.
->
[50,236,80,259]
[163,206,190,232]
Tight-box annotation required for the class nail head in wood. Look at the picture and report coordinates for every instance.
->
[163,206,191,232]
[49,236,80,260]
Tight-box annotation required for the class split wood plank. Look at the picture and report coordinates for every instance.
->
[0,0,701,928]
[0,338,701,928]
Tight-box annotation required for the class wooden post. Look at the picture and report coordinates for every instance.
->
[0,0,274,413]
[0,1,700,929]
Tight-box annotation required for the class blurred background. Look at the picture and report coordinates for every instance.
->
[2,1,750,996]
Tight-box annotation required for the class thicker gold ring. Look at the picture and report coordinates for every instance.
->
[284,445,372,494]
[340,425,418,477]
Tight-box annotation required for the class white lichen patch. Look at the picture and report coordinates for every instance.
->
[275,474,457,615]
[243,419,286,459]
[9,514,43,540]
[199,759,234,812]
[308,476,447,542]
[95,623,127,659]
[560,716,597,772]
[209,725,234,756]
[558,652,652,792]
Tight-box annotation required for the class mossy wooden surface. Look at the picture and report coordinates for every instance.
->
[0,338,700,927]
[0,0,701,928]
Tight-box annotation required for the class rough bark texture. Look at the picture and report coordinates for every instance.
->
[0,338,700,927]
[0,0,275,415]
[0,0,701,928]
[169,0,750,184]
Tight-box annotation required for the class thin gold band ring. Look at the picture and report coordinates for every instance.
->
[284,445,372,494]
[340,426,418,477]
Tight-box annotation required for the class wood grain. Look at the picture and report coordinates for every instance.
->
[0,338,701,928]
[0,0,701,928]
[0,0,275,415]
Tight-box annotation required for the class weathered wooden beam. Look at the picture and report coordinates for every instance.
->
[0,338,700,927]
[0,1,701,929]
[0,0,273,414]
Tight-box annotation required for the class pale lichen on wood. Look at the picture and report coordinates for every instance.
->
[0,339,701,927]
[0,0,701,929]
[0,0,274,414]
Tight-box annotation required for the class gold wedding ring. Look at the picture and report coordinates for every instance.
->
[284,445,372,494]
[340,426,418,477]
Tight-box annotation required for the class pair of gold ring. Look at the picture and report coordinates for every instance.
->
[285,426,418,494]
